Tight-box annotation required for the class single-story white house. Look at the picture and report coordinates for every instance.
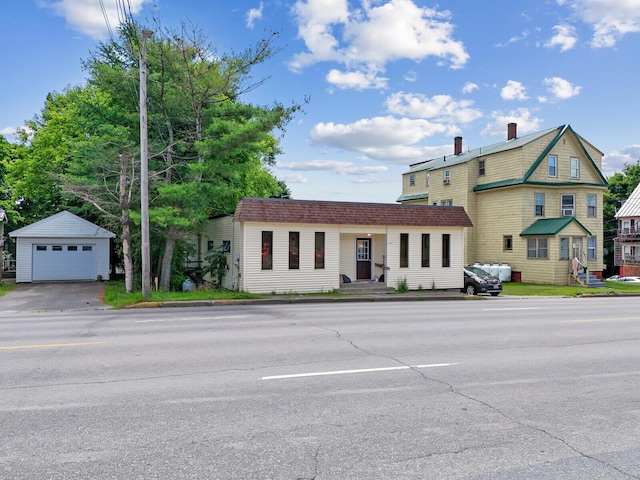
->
[9,210,115,283]
[201,198,473,294]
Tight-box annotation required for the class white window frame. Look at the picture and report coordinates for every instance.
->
[443,169,451,184]
[561,194,575,217]
[548,155,557,177]
[587,194,596,217]
[527,237,549,259]
[534,193,545,216]
[409,174,415,186]
[587,236,596,260]
[570,157,580,179]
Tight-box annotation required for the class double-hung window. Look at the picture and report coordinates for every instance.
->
[289,232,300,269]
[587,236,597,260]
[561,194,575,216]
[409,174,415,186]
[314,232,325,269]
[534,193,545,216]
[479,160,486,176]
[570,157,580,179]
[548,155,557,177]
[560,237,570,260]
[587,194,597,217]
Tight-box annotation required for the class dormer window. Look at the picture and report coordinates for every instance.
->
[409,174,415,186]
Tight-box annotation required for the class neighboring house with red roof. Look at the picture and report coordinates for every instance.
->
[614,182,640,277]
[201,198,472,294]
[397,123,608,285]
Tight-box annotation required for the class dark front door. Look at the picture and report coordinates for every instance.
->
[356,238,372,280]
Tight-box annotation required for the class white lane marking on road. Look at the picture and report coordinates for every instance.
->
[262,363,458,381]
[482,307,541,311]
[561,317,639,324]
[135,315,250,323]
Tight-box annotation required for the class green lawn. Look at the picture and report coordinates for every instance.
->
[502,280,640,297]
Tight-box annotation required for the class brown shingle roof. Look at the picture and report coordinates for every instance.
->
[234,198,473,227]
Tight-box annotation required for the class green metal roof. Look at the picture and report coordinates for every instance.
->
[396,193,429,202]
[520,217,592,237]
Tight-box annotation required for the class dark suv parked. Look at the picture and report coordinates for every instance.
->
[463,265,502,296]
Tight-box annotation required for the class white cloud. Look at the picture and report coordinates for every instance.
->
[308,116,461,164]
[310,116,457,151]
[560,0,640,47]
[385,92,482,124]
[545,24,578,51]
[278,159,388,175]
[601,145,640,176]
[404,70,418,83]
[481,108,543,137]
[289,0,469,88]
[462,82,478,94]
[501,80,529,101]
[40,0,150,40]
[278,173,308,184]
[543,76,582,99]
[246,2,264,29]
[326,68,388,90]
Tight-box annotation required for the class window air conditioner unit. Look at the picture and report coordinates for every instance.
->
[562,208,574,216]
[443,178,450,185]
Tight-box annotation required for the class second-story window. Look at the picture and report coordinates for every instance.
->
[561,194,575,216]
[548,155,557,177]
[534,193,545,216]
[479,159,485,176]
[443,169,451,184]
[440,199,453,206]
[426,173,430,187]
[587,194,596,217]
[571,157,580,179]
[409,174,415,186]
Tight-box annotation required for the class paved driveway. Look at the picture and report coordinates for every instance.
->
[0,281,110,312]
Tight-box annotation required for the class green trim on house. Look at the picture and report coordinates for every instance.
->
[519,217,593,237]
[396,193,429,202]
[474,178,523,192]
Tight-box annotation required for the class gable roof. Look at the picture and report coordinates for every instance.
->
[234,198,473,228]
[615,182,640,218]
[406,126,560,174]
[9,211,115,238]
[520,217,592,237]
[403,124,607,193]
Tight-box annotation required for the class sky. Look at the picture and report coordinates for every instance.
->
[2,0,640,204]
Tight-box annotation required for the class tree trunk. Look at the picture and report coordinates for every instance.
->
[119,154,135,293]
[159,224,178,291]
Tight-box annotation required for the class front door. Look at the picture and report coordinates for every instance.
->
[356,238,372,280]
[572,237,584,260]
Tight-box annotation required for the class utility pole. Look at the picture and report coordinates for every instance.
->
[140,29,153,298]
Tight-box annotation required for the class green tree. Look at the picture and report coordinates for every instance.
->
[604,162,640,271]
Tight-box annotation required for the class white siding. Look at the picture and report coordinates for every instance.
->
[14,237,111,283]
[240,223,341,294]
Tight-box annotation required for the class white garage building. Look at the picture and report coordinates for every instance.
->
[9,211,115,283]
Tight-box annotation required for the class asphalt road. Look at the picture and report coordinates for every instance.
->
[1,297,639,479]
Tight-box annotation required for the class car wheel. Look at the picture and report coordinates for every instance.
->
[465,284,476,295]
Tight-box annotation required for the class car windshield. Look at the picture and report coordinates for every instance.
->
[466,266,491,276]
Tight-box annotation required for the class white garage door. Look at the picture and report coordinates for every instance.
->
[32,244,97,281]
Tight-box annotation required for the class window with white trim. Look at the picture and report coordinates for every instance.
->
[548,155,557,177]
[587,194,596,217]
[570,157,579,179]
[560,237,570,260]
[443,169,451,184]
[527,238,548,259]
[587,236,596,260]
[534,193,545,216]
[409,174,415,186]
[561,194,575,216]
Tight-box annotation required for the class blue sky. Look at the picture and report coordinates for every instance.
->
[2,0,640,203]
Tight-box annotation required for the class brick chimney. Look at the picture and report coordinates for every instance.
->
[454,136,462,155]
[508,122,517,140]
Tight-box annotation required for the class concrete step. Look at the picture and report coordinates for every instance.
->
[339,281,395,294]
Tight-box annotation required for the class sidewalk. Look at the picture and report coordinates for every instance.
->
[126,289,472,308]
